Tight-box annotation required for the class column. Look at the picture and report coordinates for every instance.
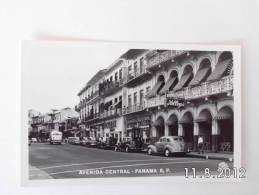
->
[212,119,220,153]
[193,122,199,151]
[178,123,184,136]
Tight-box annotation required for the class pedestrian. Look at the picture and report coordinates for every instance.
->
[198,135,204,154]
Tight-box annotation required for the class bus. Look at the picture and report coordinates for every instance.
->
[50,131,62,145]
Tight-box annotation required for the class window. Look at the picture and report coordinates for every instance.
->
[115,72,118,81]
[139,89,144,104]
[114,97,118,103]
[134,61,138,73]
[119,68,122,80]
[119,96,122,101]
[128,94,132,107]
[140,57,144,73]
[133,92,137,105]
[146,86,151,94]
[128,65,132,75]
[110,76,113,82]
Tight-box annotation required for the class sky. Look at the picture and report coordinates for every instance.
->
[22,41,128,113]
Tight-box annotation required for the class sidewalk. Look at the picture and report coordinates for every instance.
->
[29,165,53,180]
[186,152,233,162]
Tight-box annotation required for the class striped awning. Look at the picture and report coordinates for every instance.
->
[146,81,164,98]
[189,67,211,86]
[159,77,177,95]
[173,72,193,92]
[207,59,233,81]
[214,109,233,120]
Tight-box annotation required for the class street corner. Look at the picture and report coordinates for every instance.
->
[29,165,53,180]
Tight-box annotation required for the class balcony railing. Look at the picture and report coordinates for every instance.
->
[123,103,145,115]
[83,112,100,122]
[147,50,187,69]
[127,66,147,82]
[146,95,166,108]
[99,80,123,96]
[100,108,122,119]
[167,75,233,100]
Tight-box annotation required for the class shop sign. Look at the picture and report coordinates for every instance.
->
[166,98,185,108]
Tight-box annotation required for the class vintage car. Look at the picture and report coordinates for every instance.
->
[85,137,98,147]
[97,137,118,150]
[114,136,144,152]
[68,137,80,145]
[147,136,188,157]
[80,137,89,146]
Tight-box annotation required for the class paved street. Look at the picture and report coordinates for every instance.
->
[29,143,233,180]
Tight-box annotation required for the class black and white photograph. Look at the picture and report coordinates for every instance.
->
[22,42,242,182]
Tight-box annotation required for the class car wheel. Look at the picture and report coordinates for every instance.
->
[147,148,152,155]
[125,146,129,153]
[164,149,170,157]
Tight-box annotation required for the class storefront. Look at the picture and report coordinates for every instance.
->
[126,114,151,142]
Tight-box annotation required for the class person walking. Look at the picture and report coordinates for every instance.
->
[198,135,204,154]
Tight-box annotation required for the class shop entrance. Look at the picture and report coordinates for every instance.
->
[217,106,234,152]
[154,116,165,138]
[197,109,212,151]
[180,112,194,150]
[166,114,178,136]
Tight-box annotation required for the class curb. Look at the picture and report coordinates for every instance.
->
[186,153,233,162]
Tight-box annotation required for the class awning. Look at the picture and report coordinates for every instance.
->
[154,117,164,127]
[146,81,164,98]
[173,72,193,92]
[159,77,177,95]
[179,113,193,124]
[189,67,211,86]
[166,115,178,126]
[207,59,233,81]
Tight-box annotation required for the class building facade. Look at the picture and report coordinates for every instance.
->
[77,49,234,153]
[29,107,79,140]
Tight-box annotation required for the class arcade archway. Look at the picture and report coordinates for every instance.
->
[154,116,165,138]
[166,114,178,136]
[196,109,213,151]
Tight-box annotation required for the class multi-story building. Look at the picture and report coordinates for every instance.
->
[77,49,234,153]
[28,107,79,140]
[77,70,106,138]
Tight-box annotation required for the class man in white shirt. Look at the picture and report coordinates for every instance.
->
[198,135,204,154]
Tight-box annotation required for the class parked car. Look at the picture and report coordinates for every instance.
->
[68,137,80,145]
[147,136,188,157]
[97,137,118,150]
[80,137,89,146]
[115,136,143,152]
[31,137,38,143]
[85,137,97,147]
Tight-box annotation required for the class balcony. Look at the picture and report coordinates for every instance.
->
[146,95,166,109]
[123,103,146,115]
[125,67,152,87]
[99,80,123,97]
[147,50,187,70]
[83,112,100,122]
[100,108,122,119]
[167,75,233,100]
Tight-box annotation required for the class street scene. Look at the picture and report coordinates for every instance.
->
[29,142,233,179]
[27,47,236,180]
